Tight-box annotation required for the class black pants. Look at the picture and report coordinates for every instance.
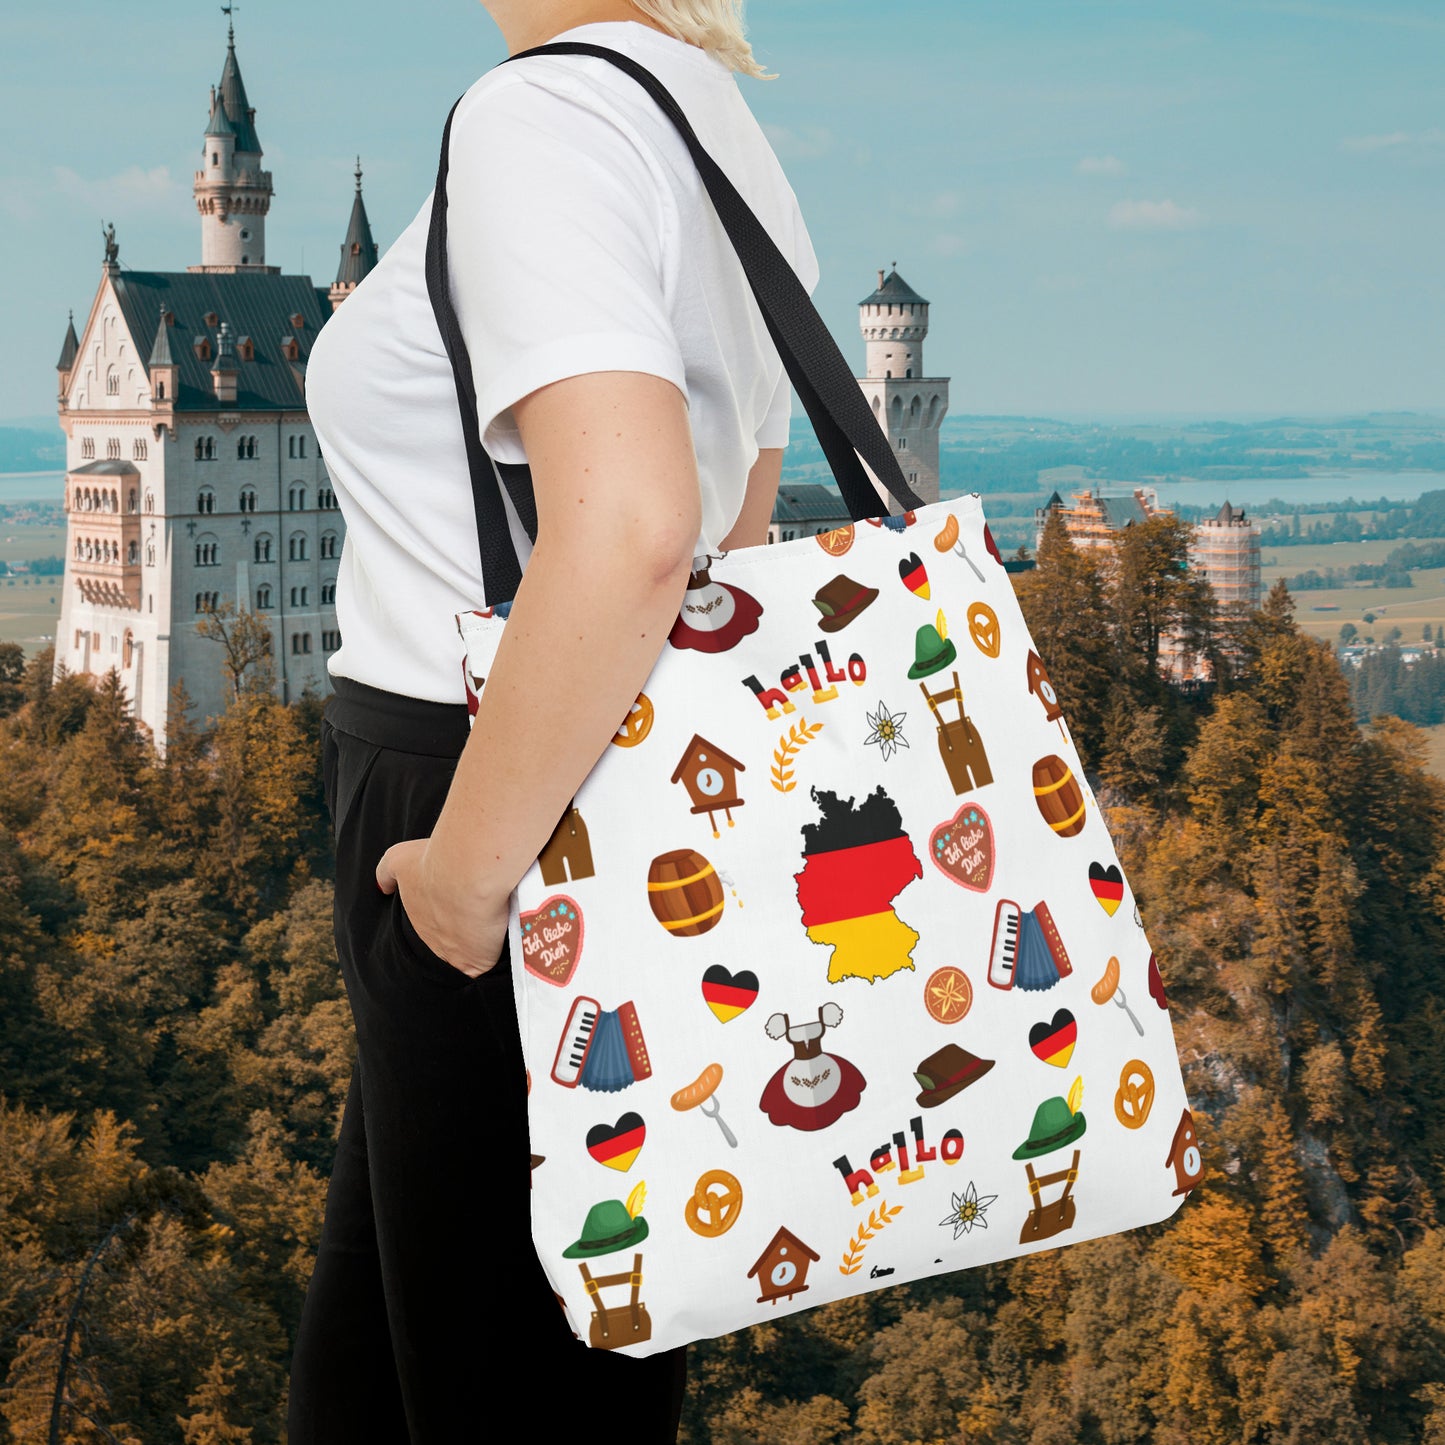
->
[289,679,686,1442]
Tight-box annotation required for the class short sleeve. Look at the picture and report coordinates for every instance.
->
[446,75,688,462]
[754,208,822,450]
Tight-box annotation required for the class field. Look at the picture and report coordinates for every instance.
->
[0,520,65,656]
[1261,537,1445,645]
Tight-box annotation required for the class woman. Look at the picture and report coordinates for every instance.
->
[289,0,818,1438]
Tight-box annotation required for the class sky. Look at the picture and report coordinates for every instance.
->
[1,0,1442,426]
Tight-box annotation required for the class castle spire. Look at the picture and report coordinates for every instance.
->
[57,310,79,372]
[192,19,274,273]
[330,157,380,309]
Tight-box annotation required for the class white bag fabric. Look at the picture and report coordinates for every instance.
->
[456,498,1196,1355]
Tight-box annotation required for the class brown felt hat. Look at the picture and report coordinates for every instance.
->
[811,574,879,633]
[914,1044,996,1108]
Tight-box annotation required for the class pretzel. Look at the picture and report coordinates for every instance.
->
[684,1169,743,1237]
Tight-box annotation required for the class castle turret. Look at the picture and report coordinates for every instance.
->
[57,310,79,401]
[856,266,950,506]
[330,158,380,310]
[192,23,275,273]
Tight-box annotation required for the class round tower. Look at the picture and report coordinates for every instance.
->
[192,23,275,272]
[856,266,950,507]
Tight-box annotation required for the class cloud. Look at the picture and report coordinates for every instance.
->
[930,233,967,258]
[761,124,834,161]
[1076,155,1126,177]
[1341,127,1445,154]
[53,165,179,205]
[1108,198,1203,231]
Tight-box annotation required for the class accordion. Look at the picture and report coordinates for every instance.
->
[988,899,1072,993]
[551,997,652,1092]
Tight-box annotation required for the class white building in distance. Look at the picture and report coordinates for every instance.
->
[856,267,950,507]
[53,24,376,748]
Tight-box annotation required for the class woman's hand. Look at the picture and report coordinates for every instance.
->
[375,837,509,979]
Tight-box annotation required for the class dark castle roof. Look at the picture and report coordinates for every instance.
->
[336,162,379,287]
[111,270,330,411]
[859,268,929,307]
[216,31,261,154]
[773,483,851,526]
[57,312,79,371]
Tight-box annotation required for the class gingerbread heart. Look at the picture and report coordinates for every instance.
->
[1028,1009,1077,1068]
[585,1112,646,1172]
[1088,862,1124,916]
[519,894,583,987]
[701,965,759,1023]
[928,804,995,892]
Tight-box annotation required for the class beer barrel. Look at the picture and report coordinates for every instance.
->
[647,849,725,937]
[1032,755,1086,838]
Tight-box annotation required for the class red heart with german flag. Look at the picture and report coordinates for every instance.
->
[899,552,930,600]
[1088,862,1124,916]
[701,965,759,1023]
[585,1112,646,1172]
[1028,1009,1077,1068]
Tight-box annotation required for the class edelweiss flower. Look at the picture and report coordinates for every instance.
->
[864,701,909,762]
[939,1181,998,1239]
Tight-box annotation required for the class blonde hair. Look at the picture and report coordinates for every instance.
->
[629,0,774,78]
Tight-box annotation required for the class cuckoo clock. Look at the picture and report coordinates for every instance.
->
[1026,649,1064,724]
[670,734,746,836]
[748,1226,819,1306]
[537,804,595,886]
[1166,1108,1204,1197]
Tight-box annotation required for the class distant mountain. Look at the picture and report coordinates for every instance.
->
[0,427,64,473]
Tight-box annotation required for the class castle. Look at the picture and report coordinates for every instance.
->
[53,24,373,748]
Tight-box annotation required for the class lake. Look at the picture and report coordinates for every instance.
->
[1148,470,1445,510]
[0,472,63,504]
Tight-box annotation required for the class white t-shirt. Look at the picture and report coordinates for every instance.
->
[307,20,820,703]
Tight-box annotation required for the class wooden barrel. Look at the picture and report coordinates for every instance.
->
[1032,755,1086,838]
[647,849,725,937]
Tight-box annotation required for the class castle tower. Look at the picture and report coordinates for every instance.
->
[54,26,350,751]
[330,159,380,310]
[1190,500,1262,613]
[856,267,950,507]
[191,23,276,273]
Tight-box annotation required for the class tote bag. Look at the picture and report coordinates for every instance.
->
[428,43,1197,1357]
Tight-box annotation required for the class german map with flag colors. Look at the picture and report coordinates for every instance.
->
[794,786,923,985]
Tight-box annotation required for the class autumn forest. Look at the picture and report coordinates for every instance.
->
[2,512,1444,1442]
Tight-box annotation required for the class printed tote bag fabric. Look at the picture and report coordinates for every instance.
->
[430,44,1197,1357]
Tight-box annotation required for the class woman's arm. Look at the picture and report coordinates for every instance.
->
[376,369,702,975]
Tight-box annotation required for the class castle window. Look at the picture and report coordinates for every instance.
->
[195,436,216,461]
[241,256,249,265]
[145,540,155,566]
[127,488,137,511]
[288,534,309,562]
[254,534,273,563]
[126,541,138,565]
[280,336,300,361]
[319,531,338,560]
[290,312,306,331]
[321,579,336,605]
[204,312,219,327]
[144,490,154,514]
[239,486,257,513]
[195,536,219,567]
[256,584,273,609]
[106,438,120,460]
[237,338,254,363]
[193,336,211,362]
[240,229,250,242]
[906,368,913,379]
[237,434,257,460]
[132,436,146,460]
[197,486,215,514]
[287,436,308,460]
[322,629,341,651]
[291,632,312,655]
[156,380,165,399]
[897,437,908,450]
[290,585,309,607]
[317,487,337,510]
[195,591,219,613]
[212,151,219,166]
[81,437,95,459]
[106,368,119,396]
[288,484,306,511]
[123,631,134,668]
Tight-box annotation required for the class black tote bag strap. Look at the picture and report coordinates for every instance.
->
[424,41,924,606]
